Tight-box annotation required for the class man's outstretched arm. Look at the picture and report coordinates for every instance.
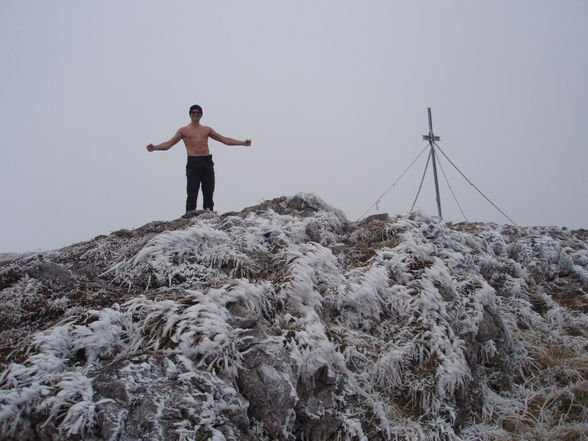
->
[209,129,251,146]
[146,130,182,152]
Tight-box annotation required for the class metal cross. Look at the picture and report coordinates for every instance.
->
[422,107,443,218]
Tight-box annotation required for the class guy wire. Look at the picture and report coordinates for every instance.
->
[434,142,518,226]
[437,153,468,222]
[358,145,429,221]
[410,149,432,213]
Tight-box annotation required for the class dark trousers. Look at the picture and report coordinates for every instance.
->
[186,155,215,211]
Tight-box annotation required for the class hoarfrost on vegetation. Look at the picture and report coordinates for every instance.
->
[0,193,587,440]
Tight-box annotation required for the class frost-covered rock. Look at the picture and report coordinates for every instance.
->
[0,193,587,441]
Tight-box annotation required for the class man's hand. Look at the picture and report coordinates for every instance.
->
[146,132,181,152]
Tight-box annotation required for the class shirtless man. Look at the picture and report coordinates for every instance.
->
[147,105,251,212]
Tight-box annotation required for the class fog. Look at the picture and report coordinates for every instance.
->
[1,1,586,252]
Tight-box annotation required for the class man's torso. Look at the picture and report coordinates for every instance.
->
[181,124,211,156]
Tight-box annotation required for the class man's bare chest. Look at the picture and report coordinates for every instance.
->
[183,127,210,142]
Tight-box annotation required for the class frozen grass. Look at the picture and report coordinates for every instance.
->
[0,193,587,440]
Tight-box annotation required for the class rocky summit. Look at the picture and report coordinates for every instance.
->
[0,193,587,441]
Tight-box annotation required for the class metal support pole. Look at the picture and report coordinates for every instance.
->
[423,107,443,218]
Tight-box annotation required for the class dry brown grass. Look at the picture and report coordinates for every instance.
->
[499,329,588,440]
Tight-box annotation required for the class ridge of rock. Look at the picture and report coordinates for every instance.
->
[0,193,587,441]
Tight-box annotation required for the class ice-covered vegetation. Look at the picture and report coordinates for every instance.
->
[0,193,587,440]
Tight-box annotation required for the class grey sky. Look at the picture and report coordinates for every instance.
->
[1,1,586,253]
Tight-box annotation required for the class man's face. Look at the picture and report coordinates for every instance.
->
[190,109,202,122]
